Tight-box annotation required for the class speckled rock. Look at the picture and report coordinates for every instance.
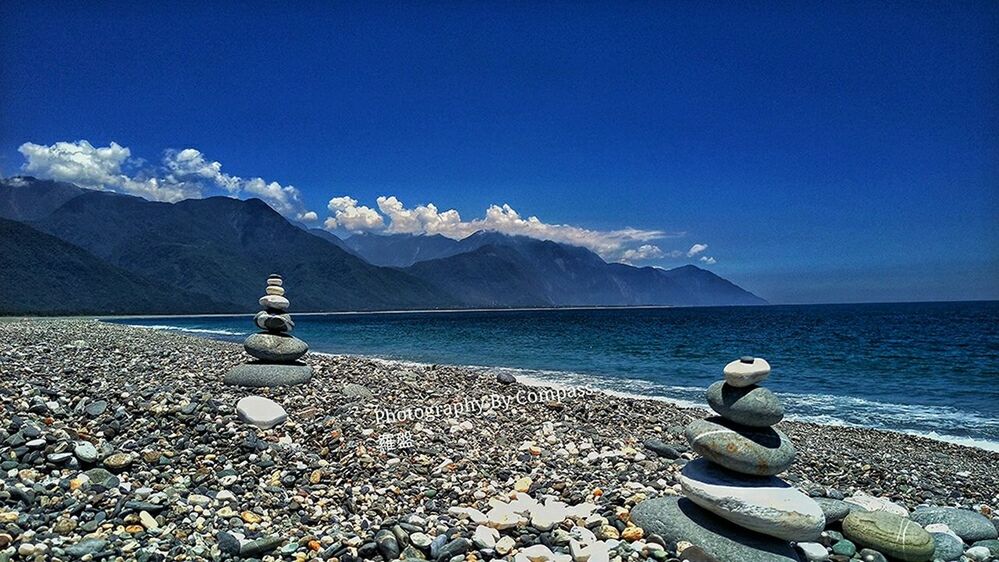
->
[706,381,784,427]
[842,510,934,562]
[243,332,308,362]
[685,417,796,476]
[910,507,998,543]
[224,362,312,387]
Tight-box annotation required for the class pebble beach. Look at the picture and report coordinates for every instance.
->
[1,318,997,562]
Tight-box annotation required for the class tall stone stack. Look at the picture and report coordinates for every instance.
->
[632,356,826,562]
[224,274,313,387]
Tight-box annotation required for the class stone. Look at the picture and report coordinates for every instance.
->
[267,275,283,285]
[85,399,108,417]
[255,311,294,332]
[643,439,681,459]
[630,497,801,562]
[814,498,851,523]
[929,532,964,561]
[684,417,796,476]
[796,542,828,561]
[224,362,312,387]
[678,459,825,541]
[436,537,472,560]
[495,535,516,555]
[265,285,285,296]
[831,539,856,557]
[723,357,770,387]
[73,441,98,463]
[65,538,108,558]
[842,510,934,562]
[236,396,288,429]
[375,529,400,560]
[244,332,308,362]
[103,452,133,471]
[342,383,374,399]
[966,546,992,561]
[473,525,499,549]
[259,295,290,310]
[843,494,909,517]
[241,536,284,557]
[973,539,999,555]
[706,381,784,427]
[909,507,998,542]
[497,372,517,384]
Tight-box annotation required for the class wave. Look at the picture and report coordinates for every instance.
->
[122,324,249,336]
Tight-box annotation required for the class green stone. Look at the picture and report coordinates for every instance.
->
[842,511,934,562]
[831,539,856,556]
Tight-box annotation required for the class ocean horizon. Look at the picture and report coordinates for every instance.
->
[109,300,999,451]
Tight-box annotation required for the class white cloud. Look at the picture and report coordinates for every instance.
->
[687,243,708,257]
[700,256,717,265]
[16,140,316,218]
[325,196,385,232]
[620,244,665,264]
[299,211,318,222]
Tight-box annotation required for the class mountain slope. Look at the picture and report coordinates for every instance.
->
[0,218,226,315]
[16,181,457,312]
[0,177,86,221]
[343,232,473,267]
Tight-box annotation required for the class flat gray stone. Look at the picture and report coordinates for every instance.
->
[678,459,825,541]
[685,417,796,476]
[706,381,784,427]
[631,496,800,562]
[930,532,965,562]
[254,311,294,333]
[259,295,289,311]
[236,396,288,429]
[224,362,312,387]
[244,333,308,362]
[814,497,851,523]
[910,507,998,543]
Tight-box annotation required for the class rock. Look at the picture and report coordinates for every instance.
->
[909,507,998,542]
[643,439,680,459]
[495,535,516,555]
[103,452,133,471]
[497,372,517,384]
[706,381,784,427]
[73,441,98,463]
[723,356,770,387]
[929,532,964,561]
[473,525,499,549]
[64,538,108,558]
[376,529,400,560]
[972,539,999,555]
[254,311,294,333]
[515,476,533,492]
[630,497,801,562]
[796,542,828,561]
[858,548,888,562]
[224,362,312,387]
[410,532,432,548]
[236,396,288,429]
[267,275,283,286]
[842,510,934,562]
[831,539,856,557]
[843,494,909,517]
[85,399,108,417]
[684,417,796,476]
[342,383,374,399]
[241,535,284,557]
[259,295,290,310]
[436,537,472,560]
[678,459,824,541]
[84,467,117,487]
[265,285,285,296]
[243,332,308,362]
[966,546,992,561]
[814,498,851,523]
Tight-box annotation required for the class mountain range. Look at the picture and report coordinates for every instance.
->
[0,177,766,314]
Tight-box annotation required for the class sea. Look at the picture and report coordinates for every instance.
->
[107,301,999,451]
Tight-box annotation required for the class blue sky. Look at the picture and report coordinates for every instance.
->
[1,1,996,303]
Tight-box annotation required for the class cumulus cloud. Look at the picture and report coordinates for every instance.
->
[687,243,708,257]
[325,196,385,232]
[299,211,318,222]
[16,140,316,218]
[699,256,717,265]
[620,245,665,264]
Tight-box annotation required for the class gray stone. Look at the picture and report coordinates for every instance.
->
[254,311,294,333]
[930,532,965,561]
[842,510,934,562]
[796,542,828,561]
[73,441,98,463]
[496,372,516,384]
[706,381,784,427]
[236,396,288,429]
[684,417,796,476]
[259,295,289,311]
[342,383,374,399]
[815,497,851,523]
[631,497,801,562]
[244,332,308,362]
[643,439,680,459]
[85,399,108,417]
[723,357,770,387]
[910,507,998,543]
[376,529,400,560]
[966,546,992,561]
[64,538,108,558]
[241,536,284,557]
[678,459,825,541]
[972,539,999,556]
[224,362,312,387]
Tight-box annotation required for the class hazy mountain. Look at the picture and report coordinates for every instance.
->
[0,177,86,221]
[343,232,473,267]
[0,218,226,315]
[2,177,456,312]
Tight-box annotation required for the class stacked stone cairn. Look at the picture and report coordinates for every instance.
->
[224,274,313,388]
[632,356,827,562]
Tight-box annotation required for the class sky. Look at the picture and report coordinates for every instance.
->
[1,1,996,304]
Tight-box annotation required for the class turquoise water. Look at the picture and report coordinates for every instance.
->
[109,301,999,450]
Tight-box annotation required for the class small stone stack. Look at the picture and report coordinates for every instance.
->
[632,356,826,562]
[224,274,313,387]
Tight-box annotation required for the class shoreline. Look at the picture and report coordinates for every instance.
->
[1,319,997,561]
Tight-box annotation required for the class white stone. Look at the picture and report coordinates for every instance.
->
[924,523,960,539]
[678,459,825,541]
[843,493,909,516]
[796,542,828,561]
[265,285,285,296]
[259,295,289,311]
[531,499,570,531]
[569,526,597,545]
[514,544,571,562]
[236,396,288,429]
[723,357,771,387]
[139,510,159,530]
[267,277,283,286]
[473,525,499,549]
[495,536,516,555]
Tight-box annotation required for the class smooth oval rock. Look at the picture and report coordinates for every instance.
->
[842,510,934,562]
[259,295,289,311]
[254,311,294,333]
[236,396,288,429]
[631,496,801,562]
[264,285,285,296]
[224,362,313,387]
[910,507,998,543]
[930,532,965,562]
[706,381,784,427]
[244,333,308,362]
[685,417,795,476]
[814,497,851,523]
[843,494,909,517]
[724,357,771,387]
[679,459,825,541]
